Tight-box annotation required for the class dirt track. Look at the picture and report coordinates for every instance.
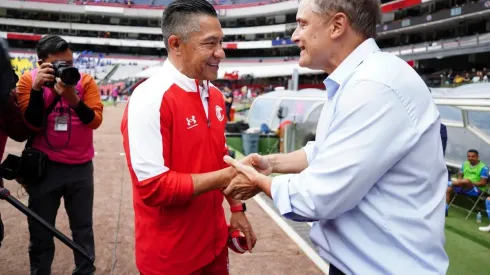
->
[0,103,321,275]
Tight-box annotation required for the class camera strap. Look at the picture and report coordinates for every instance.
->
[24,95,61,149]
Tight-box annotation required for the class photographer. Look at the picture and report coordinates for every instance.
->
[16,35,103,275]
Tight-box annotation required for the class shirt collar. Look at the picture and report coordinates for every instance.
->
[163,59,208,94]
[323,38,380,98]
[199,82,209,99]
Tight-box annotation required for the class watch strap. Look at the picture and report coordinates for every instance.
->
[230,203,246,213]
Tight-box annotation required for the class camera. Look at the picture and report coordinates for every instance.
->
[44,60,81,88]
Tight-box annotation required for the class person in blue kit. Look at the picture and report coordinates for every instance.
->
[446,149,488,216]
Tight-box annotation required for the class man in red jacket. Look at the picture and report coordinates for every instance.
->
[120,1,256,274]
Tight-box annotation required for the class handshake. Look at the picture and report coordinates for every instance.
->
[222,153,273,200]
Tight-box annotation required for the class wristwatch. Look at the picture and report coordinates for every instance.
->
[230,203,247,213]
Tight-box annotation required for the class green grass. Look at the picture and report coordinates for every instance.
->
[445,230,489,275]
[446,206,490,249]
[445,207,490,275]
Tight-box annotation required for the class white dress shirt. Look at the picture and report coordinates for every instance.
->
[271,38,449,275]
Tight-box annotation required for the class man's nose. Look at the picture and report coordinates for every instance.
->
[215,47,225,59]
[291,27,300,44]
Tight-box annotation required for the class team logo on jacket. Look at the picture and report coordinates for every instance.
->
[186,116,198,129]
[216,106,224,122]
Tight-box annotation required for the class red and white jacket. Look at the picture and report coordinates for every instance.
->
[121,60,229,275]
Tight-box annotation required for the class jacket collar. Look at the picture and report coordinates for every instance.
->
[163,59,210,96]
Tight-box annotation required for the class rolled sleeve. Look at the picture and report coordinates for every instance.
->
[271,174,294,215]
[273,81,419,221]
[302,141,315,165]
[272,174,318,222]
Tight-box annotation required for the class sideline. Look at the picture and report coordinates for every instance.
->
[253,195,330,274]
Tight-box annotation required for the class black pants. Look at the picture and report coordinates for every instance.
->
[330,264,346,275]
[26,160,95,275]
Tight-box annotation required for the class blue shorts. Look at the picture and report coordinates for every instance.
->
[453,186,481,197]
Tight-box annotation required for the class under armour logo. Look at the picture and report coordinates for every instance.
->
[186,116,198,129]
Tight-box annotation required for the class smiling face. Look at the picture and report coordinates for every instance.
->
[292,0,333,71]
[169,15,225,81]
[467,151,479,165]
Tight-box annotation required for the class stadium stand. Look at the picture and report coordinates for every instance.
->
[10,56,35,78]
[74,53,116,81]
[108,64,147,81]
[73,0,294,8]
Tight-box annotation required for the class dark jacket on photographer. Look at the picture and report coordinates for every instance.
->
[17,69,103,164]
[0,89,32,247]
[0,89,33,186]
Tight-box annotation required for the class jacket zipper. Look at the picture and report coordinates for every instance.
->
[195,79,211,128]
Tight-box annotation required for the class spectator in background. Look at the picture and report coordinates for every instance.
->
[224,86,233,121]
[446,149,488,217]
[478,197,490,232]
[111,86,119,106]
[16,35,103,275]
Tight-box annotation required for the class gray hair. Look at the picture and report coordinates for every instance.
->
[161,0,218,50]
[161,16,200,49]
[310,0,381,38]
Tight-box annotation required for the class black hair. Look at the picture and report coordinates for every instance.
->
[161,0,218,49]
[468,149,479,155]
[35,35,71,60]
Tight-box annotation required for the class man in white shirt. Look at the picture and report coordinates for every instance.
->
[222,0,449,274]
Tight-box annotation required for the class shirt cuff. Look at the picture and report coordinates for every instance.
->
[303,142,315,165]
[271,174,295,216]
[271,174,318,222]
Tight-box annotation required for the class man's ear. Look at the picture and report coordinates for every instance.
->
[167,35,182,56]
[330,13,348,40]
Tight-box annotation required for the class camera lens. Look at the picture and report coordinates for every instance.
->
[59,67,81,86]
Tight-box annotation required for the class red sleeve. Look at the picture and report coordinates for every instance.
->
[136,171,194,207]
[122,87,194,207]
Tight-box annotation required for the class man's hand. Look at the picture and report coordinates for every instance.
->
[32,63,55,91]
[241,153,273,176]
[229,212,257,253]
[223,155,268,200]
[54,77,80,107]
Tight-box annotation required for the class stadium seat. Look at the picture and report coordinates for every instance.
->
[449,176,490,220]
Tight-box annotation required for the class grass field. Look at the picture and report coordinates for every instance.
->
[445,207,490,275]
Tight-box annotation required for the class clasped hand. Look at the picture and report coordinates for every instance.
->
[223,153,272,200]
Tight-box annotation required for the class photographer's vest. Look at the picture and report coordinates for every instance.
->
[30,69,94,164]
